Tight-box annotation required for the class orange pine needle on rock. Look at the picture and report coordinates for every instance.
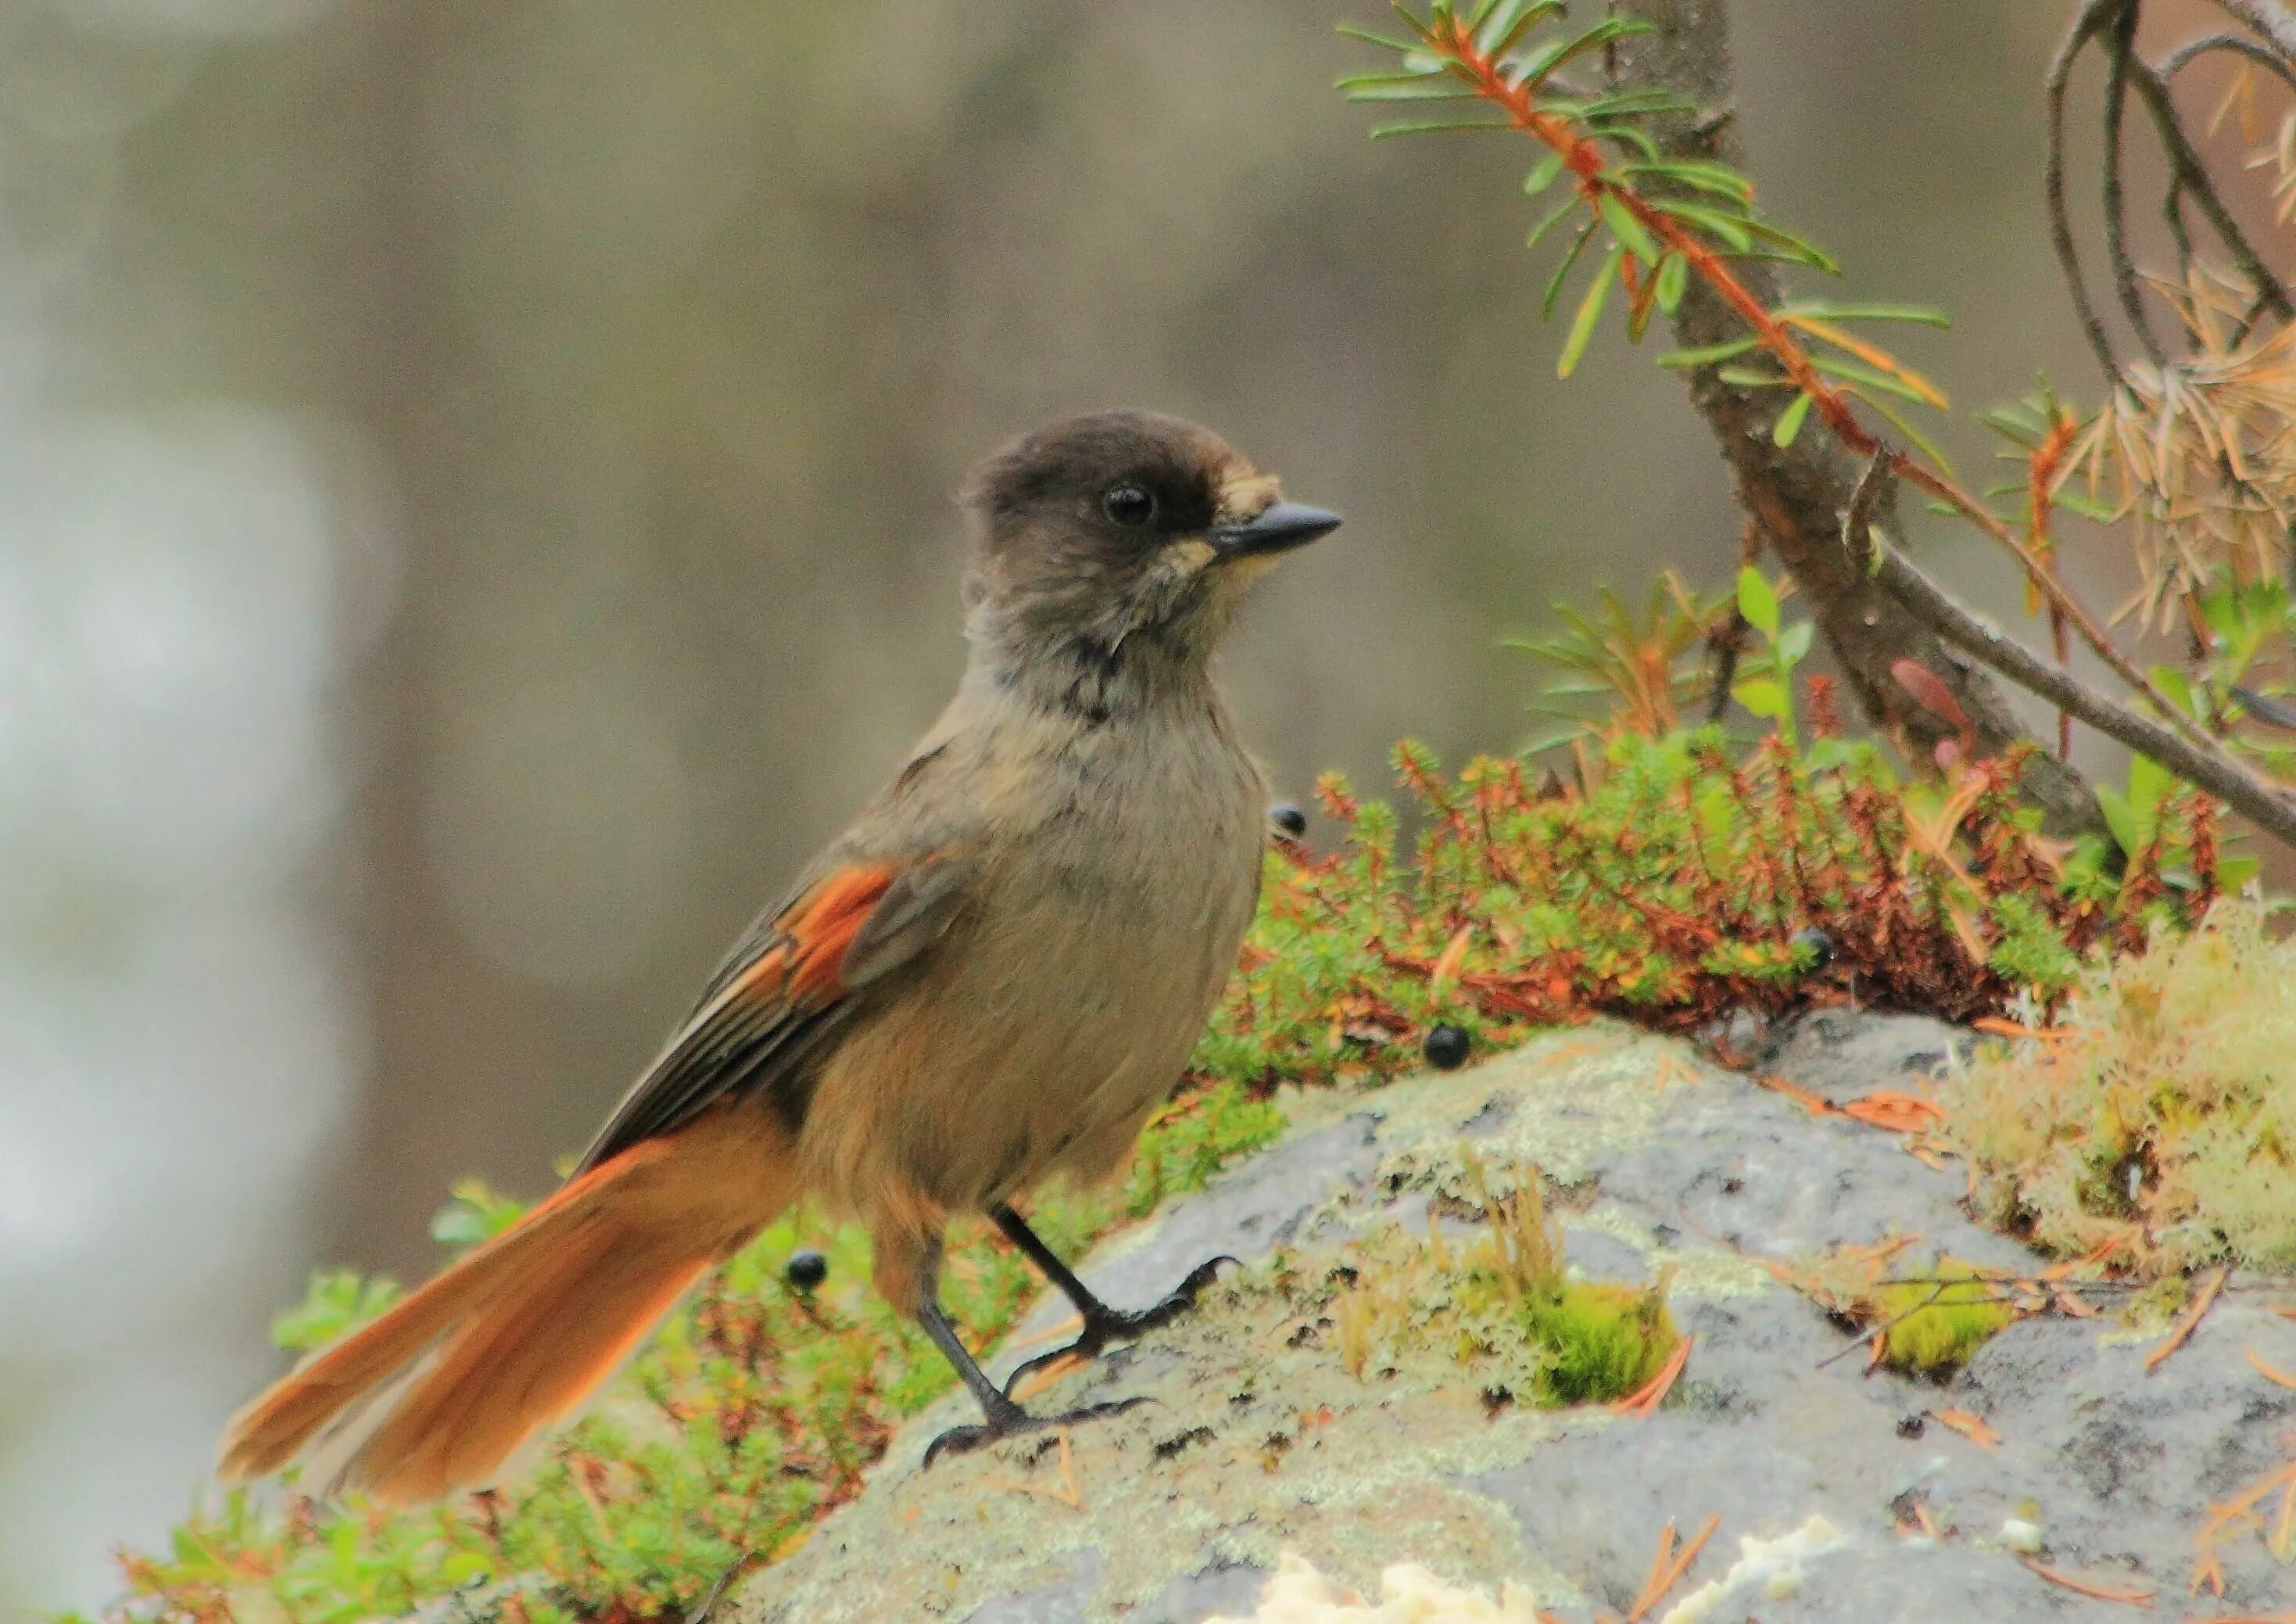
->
[1613,1334,1693,1418]
[978,1429,1085,1512]
[1625,1514,1720,1623]
[1929,1407,2000,1450]
[1537,1041,1604,1068]
[1753,1074,1844,1117]
[2243,1348,2296,1390]
[1008,1351,1091,1404]
[2020,1558,2158,1607]
[2042,1234,2127,1282]
[1972,1016,2077,1047]
[2191,1461,2296,1596]
[2147,1269,2228,1373]
[1633,1523,1676,1611]
[1841,1090,1947,1132]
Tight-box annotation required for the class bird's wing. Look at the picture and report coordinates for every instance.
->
[572,854,978,1174]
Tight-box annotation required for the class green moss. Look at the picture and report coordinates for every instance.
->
[1525,1278,1678,1404]
[1873,1260,2016,1376]
[1327,1156,1677,1410]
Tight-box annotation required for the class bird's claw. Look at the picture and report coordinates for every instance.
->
[1000,1254,1239,1399]
[922,1396,1147,1469]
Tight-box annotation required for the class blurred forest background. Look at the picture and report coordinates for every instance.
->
[0,0,2268,1611]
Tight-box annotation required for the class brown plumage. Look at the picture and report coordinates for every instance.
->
[217,409,1339,1499]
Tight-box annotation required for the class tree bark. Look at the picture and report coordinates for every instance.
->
[1611,0,2106,835]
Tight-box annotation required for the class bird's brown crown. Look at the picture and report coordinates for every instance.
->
[957,410,1334,687]
[962,410,1255,540]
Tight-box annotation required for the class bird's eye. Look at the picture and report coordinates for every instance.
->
[1101,483,1156,527]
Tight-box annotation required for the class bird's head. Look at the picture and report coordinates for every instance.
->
[958,410,1339,694]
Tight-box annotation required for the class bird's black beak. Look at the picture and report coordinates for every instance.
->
[1212,501,1342,560]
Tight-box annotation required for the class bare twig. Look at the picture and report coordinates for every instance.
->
[2127,59,2296,323]
[1841,444,1891,556]
[2164,170,2197,283]
[686,1558,750,1624]
[1854,514,2296,850]
[2209,0,2296,61]
[2048,2,2292,363]
[2051,0,2135,378]
[1814,1282,1947,1370]
[1881,444,2224,764]
[2159,33,2296,282]
[2159,30,2296,95]
[1706,606,1749,722]
[2104,2,2169,364]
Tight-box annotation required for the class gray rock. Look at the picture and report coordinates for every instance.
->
[1757,1006,1969,1103]
[733,1014,2296,1623]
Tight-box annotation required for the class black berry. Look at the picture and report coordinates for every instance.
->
[785,1249,829,1291]
[1268,801,1308,839]
[1789,926,1837,973]
[1424,1023,1471,1070]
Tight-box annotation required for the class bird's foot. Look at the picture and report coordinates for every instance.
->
[922,1394,1147,1469]
[1001,1253,1238,1399]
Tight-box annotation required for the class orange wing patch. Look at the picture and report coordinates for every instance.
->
[741,865,896,1004]
[571,862,923,1178]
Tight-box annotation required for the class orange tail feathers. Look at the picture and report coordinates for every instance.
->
[217,1108,797,1504]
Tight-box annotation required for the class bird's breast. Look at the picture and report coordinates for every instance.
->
[804,697,1267,1216]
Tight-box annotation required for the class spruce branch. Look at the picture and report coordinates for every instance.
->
[1355,1,2216,773]
[1346,0,2296,856]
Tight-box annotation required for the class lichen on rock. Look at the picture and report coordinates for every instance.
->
[1199,1551,1545,1623]
[1946,902,2296,1274]
[738,1013,2296,1623]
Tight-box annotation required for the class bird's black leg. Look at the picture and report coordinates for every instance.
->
[915,1249,1142,1468]
[990,1203,1234,1399]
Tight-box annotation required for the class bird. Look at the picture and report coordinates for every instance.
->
[216,408,1341,1502]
